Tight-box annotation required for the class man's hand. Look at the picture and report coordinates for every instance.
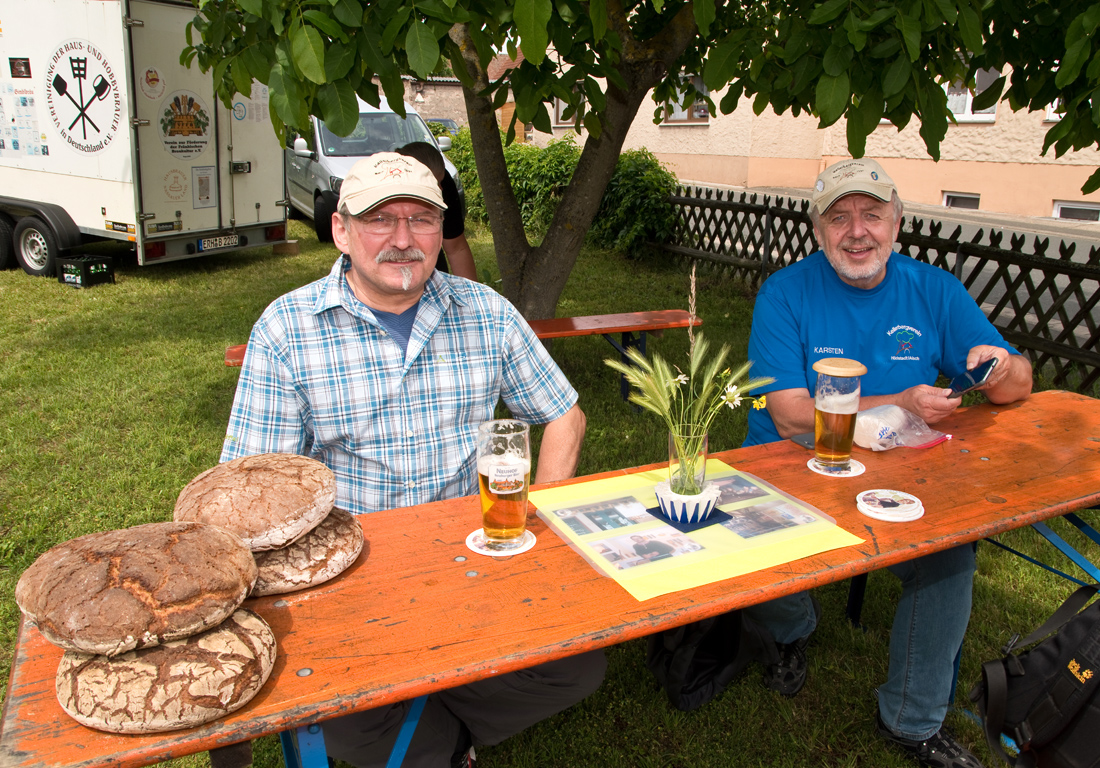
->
[892,385,961,424]
[966,345,1033,404]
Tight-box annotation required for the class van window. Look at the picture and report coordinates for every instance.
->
[318,112,436,157]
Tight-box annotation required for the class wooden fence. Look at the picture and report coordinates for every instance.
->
[661,185,1100,393]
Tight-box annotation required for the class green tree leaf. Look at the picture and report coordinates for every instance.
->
[290,24,327,84]
[957,5,983,53]
[704,38,742,91]
[823,42,854,76]
[883,55,911,97]
[970,74,1005,111]
[238,0,264,17]
[1057,37,1091,88]
[406,20,441,79]
[590,0,607,41]
[231,56,254,98]
[932,0,957,24]
[514,0,552,64]
[694,0,715,37]
[333,0,364,27]
[809,0,849,26]
[318,80,360,136]
[815,71,850,125]
[897,13,921,61]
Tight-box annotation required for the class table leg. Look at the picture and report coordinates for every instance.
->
[279,724,329,768]
[601,331,646,404]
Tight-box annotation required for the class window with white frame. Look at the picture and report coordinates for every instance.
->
[1053,201,1100,221]
[943,192,980,210]
[664,75,709,123]
[946,68,1000,122]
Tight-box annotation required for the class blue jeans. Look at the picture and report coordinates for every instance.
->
[744,544,976,740]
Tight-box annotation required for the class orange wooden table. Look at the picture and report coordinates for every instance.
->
[2,391,1098,768]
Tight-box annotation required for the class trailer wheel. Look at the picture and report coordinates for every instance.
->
[0,214,14,269]
[14,217,59,276]
[313,196,334,243]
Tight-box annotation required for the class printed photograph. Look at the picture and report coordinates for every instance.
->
[553,496,650,536]
[711,474,771,505]
[594,530,703,571]
[721,500,817,539]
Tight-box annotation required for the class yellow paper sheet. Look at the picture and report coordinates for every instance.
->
[531,459,864,601]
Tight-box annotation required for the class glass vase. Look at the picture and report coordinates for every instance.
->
[668,428,708,495]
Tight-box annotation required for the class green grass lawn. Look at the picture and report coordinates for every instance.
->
[0,221,1096,767]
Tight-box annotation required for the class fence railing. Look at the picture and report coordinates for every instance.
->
[661,185,1100,393]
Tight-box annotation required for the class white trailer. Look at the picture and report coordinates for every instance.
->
[0,0,287,276]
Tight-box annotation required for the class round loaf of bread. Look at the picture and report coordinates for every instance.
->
[174,453,336,551]
[15,521,257,657]
[252,508,364,596]
[55,608,276,733]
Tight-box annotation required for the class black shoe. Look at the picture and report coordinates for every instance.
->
[761,596,821,697]
[877,712,984,768]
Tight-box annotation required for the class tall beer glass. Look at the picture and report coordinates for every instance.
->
[477,420,532,551]
[812,358,867,471]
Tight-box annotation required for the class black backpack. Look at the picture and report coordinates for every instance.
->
[969,583,1100,768]
[646,609,778,711]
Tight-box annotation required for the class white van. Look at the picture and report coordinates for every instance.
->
[285,97,462,242]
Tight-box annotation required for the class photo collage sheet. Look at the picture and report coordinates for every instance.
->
[531,459,864,600]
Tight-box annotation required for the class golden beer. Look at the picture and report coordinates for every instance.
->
[814,406,858,467]
[478,461,531,545]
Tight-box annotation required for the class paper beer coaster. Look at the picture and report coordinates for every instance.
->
[466,529,536,557]
[856,489,925,522]
[807,458,866,477]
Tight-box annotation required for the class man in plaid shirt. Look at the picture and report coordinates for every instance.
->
[222,153,604,768]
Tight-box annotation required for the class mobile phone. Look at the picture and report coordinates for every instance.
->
[947,357,999,398]
[790,432,815,449]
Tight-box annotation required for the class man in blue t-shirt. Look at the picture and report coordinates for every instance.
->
[744,158,1032,768]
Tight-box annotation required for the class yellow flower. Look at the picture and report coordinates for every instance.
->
[752,395,767,410]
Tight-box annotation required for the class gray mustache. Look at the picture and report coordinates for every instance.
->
[376,248,426,264]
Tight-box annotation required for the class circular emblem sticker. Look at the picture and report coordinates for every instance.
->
[233,101,247,120]
[158,90,211,159]
[44,38,123,154]
[163,168,188,202]
[139,67,166,100]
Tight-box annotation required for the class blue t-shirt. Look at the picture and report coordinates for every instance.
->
[372,301,420,356]
[744,251,1018,446]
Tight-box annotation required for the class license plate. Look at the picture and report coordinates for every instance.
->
[198,234,239,251]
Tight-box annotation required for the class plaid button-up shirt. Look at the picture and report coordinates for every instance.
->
[221,258,577,514]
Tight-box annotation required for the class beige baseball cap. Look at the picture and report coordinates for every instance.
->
[337,152,447,216]
[811,158,897,214]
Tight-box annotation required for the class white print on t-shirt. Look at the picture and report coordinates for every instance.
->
[887,325,923,361]
[814,347,844,354]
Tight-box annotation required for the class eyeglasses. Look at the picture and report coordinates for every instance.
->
[355,213,443,235]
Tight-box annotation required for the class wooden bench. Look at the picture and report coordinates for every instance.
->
[225,309,702,401]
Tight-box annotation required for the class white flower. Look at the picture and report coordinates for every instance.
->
[726,380,743,407]
[674,374,689,385]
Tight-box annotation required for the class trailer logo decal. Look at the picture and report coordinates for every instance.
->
[44,38,122,154]
[139,68,165,100]
[164,168,188,202]
[159,90,211,159]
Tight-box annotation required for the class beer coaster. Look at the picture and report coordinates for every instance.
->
[807,458,866,477]
[856,489,925,522]
[465,529,536,557]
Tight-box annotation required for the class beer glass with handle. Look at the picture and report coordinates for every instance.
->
[477,420,532,551]
[812,358,867,471]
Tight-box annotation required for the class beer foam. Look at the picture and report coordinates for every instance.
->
[477,454,531,475]
[816,392,859,414]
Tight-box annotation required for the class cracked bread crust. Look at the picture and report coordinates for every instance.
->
[55,608,276,733]
[252,508,364,596]
[173,453,336,551]
[15,521,257,657]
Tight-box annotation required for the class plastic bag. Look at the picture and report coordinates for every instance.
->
[853,405,951,451]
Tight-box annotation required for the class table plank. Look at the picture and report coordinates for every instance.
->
[526,310,700,339]
[2,391,1098,768]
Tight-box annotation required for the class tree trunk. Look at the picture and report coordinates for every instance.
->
[450,10,698,320]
